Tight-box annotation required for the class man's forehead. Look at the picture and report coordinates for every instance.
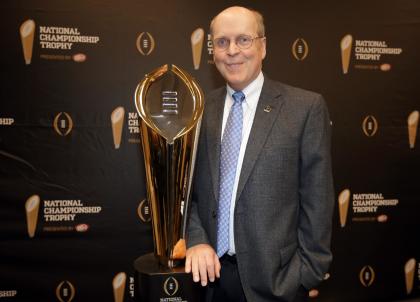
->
[212,11,258,35]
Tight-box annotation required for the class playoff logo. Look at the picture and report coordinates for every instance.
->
[53,112,73,136]
[137,199,151,222]
[56,281,76,302]
[359,265,375,287]
[362,115,378,137]
[291,38,309,61]
[136,32,155,56]
[163,276,179,296]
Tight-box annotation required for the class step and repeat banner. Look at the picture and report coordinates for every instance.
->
[1,0,419,301]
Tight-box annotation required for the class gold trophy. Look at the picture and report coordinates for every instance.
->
[408,110,419,149]
[340,34,353,74]
[111,106,125,149]
[338,189,350,227]
[20,19,36,65]
[191,28,205,70]
[133,64,204,301]
[404,258,416,295]
[25,194,40,238]
[112,272,127,302]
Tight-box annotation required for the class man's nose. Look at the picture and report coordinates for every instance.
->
[226,40,240,55]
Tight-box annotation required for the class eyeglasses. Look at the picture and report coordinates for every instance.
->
[213,35,265,51]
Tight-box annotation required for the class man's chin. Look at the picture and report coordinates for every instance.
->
[227,80,246,91]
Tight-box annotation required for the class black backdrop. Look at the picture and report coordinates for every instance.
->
[1,1,420,301]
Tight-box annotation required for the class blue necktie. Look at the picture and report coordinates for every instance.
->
[216,91,245,257]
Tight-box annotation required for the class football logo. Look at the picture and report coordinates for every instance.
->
[53,112,73,136]
[362,115,379,137]
[163,277,179,296]
[137,199,151,223]
[56,281,76,302]
[136,32,155,56]
[292,38,309,61]
[359,265,375,287]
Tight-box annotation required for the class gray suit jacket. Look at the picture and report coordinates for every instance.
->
[187,77,334,302]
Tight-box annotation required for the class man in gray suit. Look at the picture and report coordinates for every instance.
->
[185,6,334,302]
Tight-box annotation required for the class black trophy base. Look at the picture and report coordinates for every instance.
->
[134,253,205,302]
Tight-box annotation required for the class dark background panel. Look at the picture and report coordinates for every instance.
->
[1,0,419,301]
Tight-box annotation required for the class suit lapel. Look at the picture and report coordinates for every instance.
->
[206,87,226,202]
[236,78,285,201]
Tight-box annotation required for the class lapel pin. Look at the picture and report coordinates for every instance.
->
[264,105,272,113]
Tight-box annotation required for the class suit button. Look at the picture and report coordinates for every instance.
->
[212,210,217,218]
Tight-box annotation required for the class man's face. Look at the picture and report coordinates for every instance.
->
[212,8,266,91]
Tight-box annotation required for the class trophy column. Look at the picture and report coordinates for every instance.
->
[133,64,205,302]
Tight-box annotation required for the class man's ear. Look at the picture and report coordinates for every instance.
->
[261,38,267,60]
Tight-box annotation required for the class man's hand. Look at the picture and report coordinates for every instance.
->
[185,244,221,286]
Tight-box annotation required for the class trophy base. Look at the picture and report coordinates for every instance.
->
[134,253,205,302]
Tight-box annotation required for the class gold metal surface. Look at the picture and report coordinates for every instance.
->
[135,64,204,268]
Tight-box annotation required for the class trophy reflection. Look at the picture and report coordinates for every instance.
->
[113,272,127,302]
[20,19,35,65]
[341,34,353,74]
[191,28,205,70]
[405,258,416,295]
[25,194,40,238]
[338,189,350,227]
[133,64,204,301]
[408,110,419,149]
[111,106,125,149]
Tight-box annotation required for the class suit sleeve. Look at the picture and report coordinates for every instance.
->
[297,94,334,289]
[186,115,211,249]
[186,194,210,248]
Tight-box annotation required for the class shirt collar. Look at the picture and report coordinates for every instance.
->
[226,72,264,109]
